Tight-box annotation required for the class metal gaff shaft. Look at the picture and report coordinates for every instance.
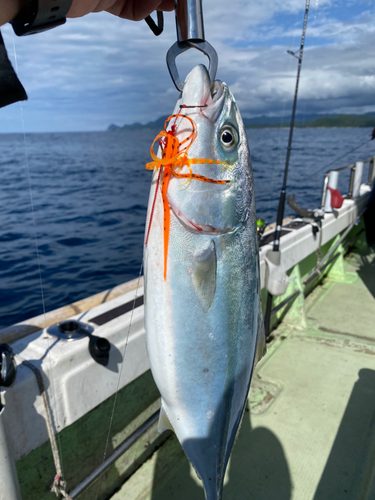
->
[264,0,310,337]
[167,1,218,91]
[175,0,204,42]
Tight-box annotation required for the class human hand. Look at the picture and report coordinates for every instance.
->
[0,0,174,28]
[67,0,175,21]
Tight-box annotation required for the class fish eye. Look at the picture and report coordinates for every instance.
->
[219,126,238,151]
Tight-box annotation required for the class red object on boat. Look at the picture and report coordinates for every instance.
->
[327,186,344,209]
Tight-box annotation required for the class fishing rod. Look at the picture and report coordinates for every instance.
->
[264,0,310,337]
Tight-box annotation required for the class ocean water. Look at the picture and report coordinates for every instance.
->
[0,127,373,328]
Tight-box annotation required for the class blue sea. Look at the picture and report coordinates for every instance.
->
[0,127,374,328]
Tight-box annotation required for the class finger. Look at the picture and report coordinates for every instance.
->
[68,0,102,18]
[113,0,175,21]
[155,0,175,13]
[68,0,174,21]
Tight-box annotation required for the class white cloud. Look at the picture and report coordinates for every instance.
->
[1,0,374,132]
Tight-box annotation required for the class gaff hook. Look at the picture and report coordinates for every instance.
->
[166,0,218,92]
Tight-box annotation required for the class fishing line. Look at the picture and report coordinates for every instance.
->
[95,109,195,495]
[10,31,66,480]
[264,0,311,337]
[94,261,144,500]
[263,7,304,219]
[307,137,373,178]
[180,104,207,109]
[313,0,319,20]
[265,0,320,219]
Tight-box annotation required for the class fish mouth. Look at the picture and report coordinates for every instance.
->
[180,65,225,123]
[169,65,235,236]
[170,204,239,235]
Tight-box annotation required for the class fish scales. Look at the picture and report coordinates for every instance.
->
[144,64,265,500]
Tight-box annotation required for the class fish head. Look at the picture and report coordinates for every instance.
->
[167,64,253,236]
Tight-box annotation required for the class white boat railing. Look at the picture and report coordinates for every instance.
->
[0,152,374,500]
[321,155,375,211]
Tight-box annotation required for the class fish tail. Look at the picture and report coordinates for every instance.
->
[203,479,224,500]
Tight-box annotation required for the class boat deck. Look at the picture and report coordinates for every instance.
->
[111,236,375,500]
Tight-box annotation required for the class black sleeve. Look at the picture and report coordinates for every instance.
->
[0,30,27,108]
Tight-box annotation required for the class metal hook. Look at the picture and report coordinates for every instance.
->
[166,40,218,92]
[166,0,218,91]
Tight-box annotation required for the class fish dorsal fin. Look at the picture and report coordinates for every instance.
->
[255,305,267,365]
[192,240,217,314]
[158,400,175,433]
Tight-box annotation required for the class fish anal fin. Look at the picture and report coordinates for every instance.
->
[158,400,175,433]
[192,240,217,314]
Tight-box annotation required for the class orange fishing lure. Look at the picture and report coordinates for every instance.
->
[145,113,229,280]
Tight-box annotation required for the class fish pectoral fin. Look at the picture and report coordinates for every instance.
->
[158,400,175,433]
[255,306,267,365]
[192,240,217,314]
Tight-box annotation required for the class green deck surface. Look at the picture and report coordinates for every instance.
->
[111,236,375,500]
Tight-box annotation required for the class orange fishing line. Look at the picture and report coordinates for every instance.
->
[145,114,228,280]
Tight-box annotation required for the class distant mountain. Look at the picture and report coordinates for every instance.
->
[242,113,322,126]
[108,113,375,131]
[108,115,169,131]
[146,115,169,127]
[244,113,375,129]
[306,114,375,128]
[108,123,121,131]
[121,122,144,129]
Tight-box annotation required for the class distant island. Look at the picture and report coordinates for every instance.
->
[108,112,375,131]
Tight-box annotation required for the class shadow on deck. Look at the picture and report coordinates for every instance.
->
[150,409,292,500]
[112,241,375,500]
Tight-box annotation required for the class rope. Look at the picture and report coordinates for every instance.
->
[22,360,73,500]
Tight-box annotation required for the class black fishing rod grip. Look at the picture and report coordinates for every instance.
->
[273,189,286,252]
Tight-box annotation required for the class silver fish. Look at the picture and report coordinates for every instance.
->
[144,64,265,500]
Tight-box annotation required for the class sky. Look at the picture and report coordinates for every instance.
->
[1,0,374,132]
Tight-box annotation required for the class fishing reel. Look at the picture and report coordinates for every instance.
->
[256,219,267,242]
